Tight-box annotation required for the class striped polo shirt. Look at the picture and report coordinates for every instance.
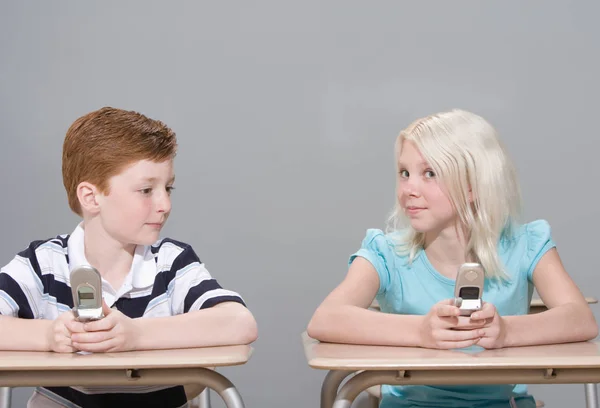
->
[0,223,246,408]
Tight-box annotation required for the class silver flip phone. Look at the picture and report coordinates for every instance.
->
[453,263,485,316]
[71,265,104,322]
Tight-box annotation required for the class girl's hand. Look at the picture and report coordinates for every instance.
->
[419,299,485,349]
[467,302,507,349]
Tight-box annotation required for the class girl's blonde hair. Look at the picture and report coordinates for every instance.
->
[386,109,521,280]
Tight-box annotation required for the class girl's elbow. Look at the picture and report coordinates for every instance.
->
[307,309,329,341]
[581,304,598,340]
[574,306,599,341]
[584,317,599,341]
[306,319,320,340]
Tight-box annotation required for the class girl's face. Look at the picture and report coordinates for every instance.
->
[397,140,458,233]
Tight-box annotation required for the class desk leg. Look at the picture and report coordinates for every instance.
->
[333,371,393,408]
[321,370,355,408]
[585,383,598,408]
[194,370,244,408]
[198,388,211,408]
[0,387,11,408]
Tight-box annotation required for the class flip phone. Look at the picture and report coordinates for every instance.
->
[453,263,485,316]
[71,265,104,322]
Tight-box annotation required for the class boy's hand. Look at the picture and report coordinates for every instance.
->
[69,300,141,352]
[47,310,82,353]
[419,299,485,349]
[466,302,507,349]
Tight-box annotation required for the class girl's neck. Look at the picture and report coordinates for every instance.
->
[424,224,470,280]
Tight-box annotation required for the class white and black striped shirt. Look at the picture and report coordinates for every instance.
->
[0,223,246,408]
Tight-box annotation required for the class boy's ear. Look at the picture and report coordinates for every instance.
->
[77,181,101,214]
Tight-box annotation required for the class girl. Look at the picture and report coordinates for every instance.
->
[307,109,598,408]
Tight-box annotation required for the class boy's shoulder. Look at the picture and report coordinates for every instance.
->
[20,233,70,251]
[150,237,194,255]
[150,237,203,267]
[0,233,72,285]
[14,233,70,263]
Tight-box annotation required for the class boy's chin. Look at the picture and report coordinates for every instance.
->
[136,239,159,246]
[132,233,162,246]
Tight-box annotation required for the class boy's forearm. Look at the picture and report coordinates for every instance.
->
[504,302,598,347]
[134,303,258,350]
[307,305,424,347]
[0,316,51,351]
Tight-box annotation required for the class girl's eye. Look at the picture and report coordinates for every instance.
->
[424,170,436,179]
[399,169,409,178]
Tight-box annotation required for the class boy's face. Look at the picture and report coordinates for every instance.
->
[97,159,175,246]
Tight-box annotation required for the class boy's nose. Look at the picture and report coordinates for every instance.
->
[157,193,171,213]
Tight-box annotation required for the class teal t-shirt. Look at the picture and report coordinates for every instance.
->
[349,220,556,408]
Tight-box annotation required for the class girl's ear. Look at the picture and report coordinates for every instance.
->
[468,184,476,203]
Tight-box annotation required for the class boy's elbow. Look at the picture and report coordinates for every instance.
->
[236,306,258,344]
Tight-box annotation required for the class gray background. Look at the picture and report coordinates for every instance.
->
[1,1,599,407]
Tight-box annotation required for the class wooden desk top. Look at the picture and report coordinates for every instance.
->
[370,297,598,311]
[0,345,253,371]
[302,332,600,371]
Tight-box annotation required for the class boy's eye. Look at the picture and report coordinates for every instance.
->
[166,186,175,195]
[399,169,409,178]
[424,170,436,179]
[140,188,152,195]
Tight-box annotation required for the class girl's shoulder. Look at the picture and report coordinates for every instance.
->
[503,219,552,247]
[502,219,556,279]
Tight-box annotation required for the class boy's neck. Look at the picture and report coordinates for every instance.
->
[81,219,136,292]
[423,223,469,280]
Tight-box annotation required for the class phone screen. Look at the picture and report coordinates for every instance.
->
[77,286,97,307]
[458,286,480,300]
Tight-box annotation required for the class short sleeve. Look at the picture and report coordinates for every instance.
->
[0,242,46,319]
[167,245,246,315]
[525,219,556,281]
[349,229,395,295]
[0,258,31,317]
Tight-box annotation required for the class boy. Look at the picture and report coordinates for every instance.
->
[0,107,258,407]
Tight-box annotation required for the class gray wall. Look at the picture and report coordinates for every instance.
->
[1,1,599,407]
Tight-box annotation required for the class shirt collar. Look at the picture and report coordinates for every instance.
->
[67,222,156,290]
